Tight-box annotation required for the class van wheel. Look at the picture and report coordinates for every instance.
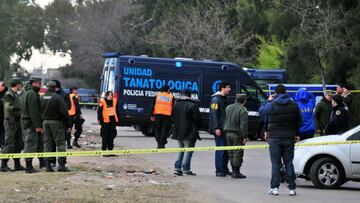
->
[141,126,154,137]
[309,157,345,189]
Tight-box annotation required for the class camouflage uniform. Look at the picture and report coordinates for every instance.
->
[21,76,44,173]
[0,78,25,172]
[41,81,71,172]
[223,94,248,178]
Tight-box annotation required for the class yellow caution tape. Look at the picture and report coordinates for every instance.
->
[1,141,360,159]
[263,89,360,93]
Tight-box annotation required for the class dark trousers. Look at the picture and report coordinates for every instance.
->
[268,138,296,190]
[214,135,229,174]
[101,122,117,150]
[154,115,171,147]
[300,134,314,141]
[0,119,4,148]
[67,116,83,144]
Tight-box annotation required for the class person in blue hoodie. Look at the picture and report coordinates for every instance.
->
[294,88,316,140]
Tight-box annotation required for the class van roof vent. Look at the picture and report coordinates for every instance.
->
[174,57,194,61]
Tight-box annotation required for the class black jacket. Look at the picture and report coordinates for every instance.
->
[41,90,71,128]
[208,92,229,135]
[259,94,302,140]
[171,97,201,141]
[0,86,8,121]
[324,105,350,135]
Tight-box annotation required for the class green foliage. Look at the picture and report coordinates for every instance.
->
[256,36,284,69]
[0,0,44,78]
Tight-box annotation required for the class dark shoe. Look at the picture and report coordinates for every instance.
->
[45,160,54,172]
[39,158,46,169]
[225,171,233,176]
[25,167,38,174]
[184,171,196,176]
[46,167,55,172]
[1,160,10,172]
[0,166,11,172]
[174,170,183,176]
[14,165,26,171]
[67,144,73,149]
[232,172,246,179]
[58,166,71,172]
[216,173,226,177]
[14,159,25,171]
[25,160,38,174]
[72,142,81,148]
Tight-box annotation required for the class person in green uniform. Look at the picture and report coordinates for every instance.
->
[223,94,248,179]
[21,76,44,173]
[0,78,25,172]
[41,81,71,172]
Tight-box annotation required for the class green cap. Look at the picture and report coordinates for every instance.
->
[29,76,42,82]
[10,78,22,84]
[46,81,56,87]
[236,94,247,99]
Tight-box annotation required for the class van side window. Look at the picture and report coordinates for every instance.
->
[347,130,360,140]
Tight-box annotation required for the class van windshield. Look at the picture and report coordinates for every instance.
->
[101,58,117,96]
[240,84,266,103]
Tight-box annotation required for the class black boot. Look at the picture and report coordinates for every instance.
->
[25,159,38,174]
[72,141,81,148]
[58,160,71,172]
[45,160,54,172]
[14,159,25,171]
[0,159,10,172]
[39,158,46,169]
[231,166,246,179]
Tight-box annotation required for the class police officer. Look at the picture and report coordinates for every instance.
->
[21,76,44,173]
[65,87,84,148]
[98,91,118,155]
[324,94,350,135]
[0,78,25,172]
[151,85,174,149]
[209,81,231,177]
[223,94,248,179]
[41,81,71,172]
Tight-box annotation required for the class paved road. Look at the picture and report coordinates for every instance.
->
[83,109,360,203]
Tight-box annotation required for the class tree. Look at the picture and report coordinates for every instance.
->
[0,0,44,79]
[283,0,352,92]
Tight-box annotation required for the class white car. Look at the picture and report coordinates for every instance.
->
[294,125,360,189]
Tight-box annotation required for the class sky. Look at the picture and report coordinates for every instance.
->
[18,0,71,73]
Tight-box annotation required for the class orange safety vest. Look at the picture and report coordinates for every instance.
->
[99,98,119,123]
[154,92,173,116]
[68,93,78,116]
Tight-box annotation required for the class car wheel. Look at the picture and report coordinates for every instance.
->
[309,157,345,189]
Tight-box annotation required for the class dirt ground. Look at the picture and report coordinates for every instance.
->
[0,128,213,203]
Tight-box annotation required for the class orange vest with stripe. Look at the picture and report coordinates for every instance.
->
[154,92,173,116]
[100,98,119,123]
[68,93,78,116]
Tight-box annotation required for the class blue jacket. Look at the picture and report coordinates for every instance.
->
[294,88,315,136]
[208,91,229,135]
